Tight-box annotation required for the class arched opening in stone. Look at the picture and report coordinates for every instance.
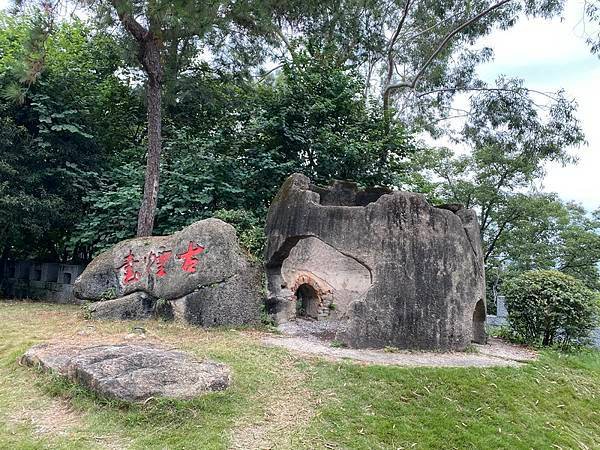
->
[472,299,486,344]
[296,283,320,319]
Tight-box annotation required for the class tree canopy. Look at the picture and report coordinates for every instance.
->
[0,1,598,301]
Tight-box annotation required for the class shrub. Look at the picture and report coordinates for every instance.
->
[504,270,599,347]
[212,209,266,261]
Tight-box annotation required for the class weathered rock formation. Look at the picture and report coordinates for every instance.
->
[265,174,486,351]
[74,218,262,327]
[21,343,231,401]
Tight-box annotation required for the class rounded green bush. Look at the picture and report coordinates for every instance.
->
[504,270,599,347]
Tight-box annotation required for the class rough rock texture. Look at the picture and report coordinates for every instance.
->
[281,237,371,320]
[86,292,155,320]
[73,218,262,326]
[265,174,486,351]
[171,270,263,327]
[21,343,231,401]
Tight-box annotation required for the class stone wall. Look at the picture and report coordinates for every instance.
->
[0,261,85,304]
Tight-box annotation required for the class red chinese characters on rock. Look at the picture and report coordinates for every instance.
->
[148,250,173,277]
[177,242,206,273]
[119,242,205,284]
[121,250,141,284]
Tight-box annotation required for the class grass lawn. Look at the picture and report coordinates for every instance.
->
[0,300,599,449]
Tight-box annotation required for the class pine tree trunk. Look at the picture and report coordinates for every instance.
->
[137,77,162,237]
[109,1,164,237]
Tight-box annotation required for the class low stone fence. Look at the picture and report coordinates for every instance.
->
[486,295,508,327]
[0,261,85,304]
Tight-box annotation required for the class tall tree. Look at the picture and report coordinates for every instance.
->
[398,76,593,301]
[265,0,569,134]
[69,56,414,256]
[96,1,222,236]
[493,197,600,290]
[409,77,584,260]
[0,13,140,261]
[85,0,339,236]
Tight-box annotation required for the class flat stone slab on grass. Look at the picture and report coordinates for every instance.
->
[21,343,231,402]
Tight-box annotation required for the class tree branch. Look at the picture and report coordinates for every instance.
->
[384,0,512,97]
[387,0,413,53]
[273,27,297,61]
[383,0,413,110]
[256,64,284,83]
[416,86,562,102]
[109,0,148,42]
[400,11,464,44]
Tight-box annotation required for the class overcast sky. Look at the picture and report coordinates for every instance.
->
[1,0,598,210]
[473,0,600,211]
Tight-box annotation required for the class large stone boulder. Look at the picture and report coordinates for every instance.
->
[21,343,231,401]
[265,174,486,351]
[74,218,262,327]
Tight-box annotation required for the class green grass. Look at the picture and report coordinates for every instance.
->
[1,300,599,449]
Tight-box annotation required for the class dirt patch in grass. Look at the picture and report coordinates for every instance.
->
[265,321,538,367]
[476,338,538,362]
[9,398,82,436]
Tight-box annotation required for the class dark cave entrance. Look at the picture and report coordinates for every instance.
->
[295,283,320,319]
[472,299,486,344]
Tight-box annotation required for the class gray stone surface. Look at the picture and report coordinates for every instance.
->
[485,295,509,327]
[280,237,371,320]
[73,218,262,327]
[496,295,508,318]
[486,315,508,327]
[265,174,486,351]
[171,270,263,327]
[87,292,156,320]
[21,343,231,401]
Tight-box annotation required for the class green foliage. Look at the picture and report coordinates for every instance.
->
[66,54,413,259]
[68,160,143,254]
[0,14,142,261]
[402,77,597,299]
[263,56,413,186]
[99,288,118,301]
[213,209,266,259]
[494,198,600,290]
[259,303,275,327]
[504,270,600,347]
[1,1,591,285]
